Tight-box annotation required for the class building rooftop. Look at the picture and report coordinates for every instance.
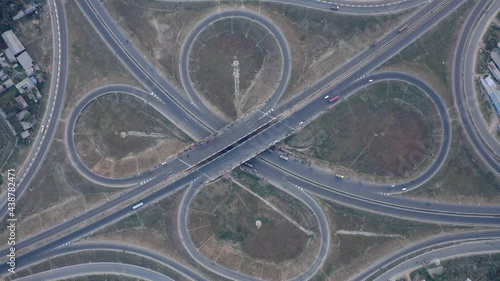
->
[491,49,500,69]
[15,109,28,121]
[16,51,33,70]
[1,30,25,56]
[14,95,28,110]
[488,62,500,81]
[20,130,31,140]
[3,48,16,63]
[3,78,14,89]
[15,77,36,94]
[480,76,500,115]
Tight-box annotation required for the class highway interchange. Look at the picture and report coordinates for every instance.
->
[2,0,500,280]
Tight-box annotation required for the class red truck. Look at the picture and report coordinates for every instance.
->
[329,95,340,103]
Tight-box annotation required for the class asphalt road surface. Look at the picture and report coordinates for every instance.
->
[17,262,174,281]
[352,229,500,280]
[452,0,500,174]
[374,240,500,281]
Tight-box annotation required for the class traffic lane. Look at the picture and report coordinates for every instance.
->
[257,152,500,215]
[0,171,197,272]
[261,71,451,194]
[23,241,205,281]
[278,0,462,117]
[17,262,174,281]
[464,0,500,157]
[81,0,227,131]
[1,2,466,264]
[254,158,500,225]
[179,9,291,110]
[352,229,500,280]
[374,240,500,281]
[452,0,500,174]
[0,0,69,219]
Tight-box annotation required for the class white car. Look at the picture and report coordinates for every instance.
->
[368,79,374,83]
[391,184,395,187]
[324,95,330,99]
[401,188,407,191]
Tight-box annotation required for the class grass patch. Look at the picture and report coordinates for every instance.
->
[286,81,439,178]
[410,253,500,281]
[190,17,272,120]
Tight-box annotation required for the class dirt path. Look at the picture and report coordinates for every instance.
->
[230,177,314,236]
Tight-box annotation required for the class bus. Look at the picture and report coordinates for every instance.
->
[132,202,144,210]
[329,95,341,103]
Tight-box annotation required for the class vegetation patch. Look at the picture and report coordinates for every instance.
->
[286,81,440,179]
[409,253,500,281]
[190,17,279,119]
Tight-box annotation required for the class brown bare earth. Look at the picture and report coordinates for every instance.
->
[309,199,474,281]
[286,81,440,179]
[190,17,280,119]
[186,176,319,280]
[74,93,191,178]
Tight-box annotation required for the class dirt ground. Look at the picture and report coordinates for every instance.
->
[408,253,500,281]
[74,93,191,178]
[187,177,321,280]
[255,2,413,104]
[102,0,218,92]
[190,17,280,120]
[308,199,476,281]
[286,80,439,179]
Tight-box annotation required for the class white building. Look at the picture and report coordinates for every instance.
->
[16,51,33,70]
[1,30,25,56]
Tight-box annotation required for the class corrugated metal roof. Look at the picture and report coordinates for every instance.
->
[1,30,25,56]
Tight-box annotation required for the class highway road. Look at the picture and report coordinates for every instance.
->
[166,0,429,15]
[349,230,500,281]
[374,240,500,281]
[453,0,500,174]
[3,0,494,271]
[17,262,174,281]
[179,9,291,111]
[178,178,330,281]
[77,0,227,134]
[3,0,500,279]
[0,0,69,219]
[67,0,464,189]
[13,241,205,280]
[351,229,500,280]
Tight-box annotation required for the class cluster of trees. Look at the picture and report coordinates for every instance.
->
[0,0,27,34]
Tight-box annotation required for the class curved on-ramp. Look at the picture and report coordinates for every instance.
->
[13,241,205,281]
[351,229,500,280]
[17,262,173,281]
[452,0,500,175]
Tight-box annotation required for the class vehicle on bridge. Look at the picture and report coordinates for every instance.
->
[398,24,409,33]
[132,202,144,210]
[329,95,341,103]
